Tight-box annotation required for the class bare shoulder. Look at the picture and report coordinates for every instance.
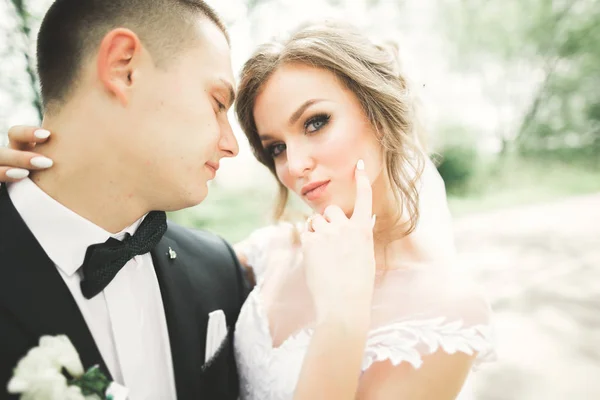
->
[357,349,476,400]
[358,266,496,399]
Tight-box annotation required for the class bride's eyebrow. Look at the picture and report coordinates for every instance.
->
[288,99,325,125]
[259,133,276,142]
[258,99,328,142]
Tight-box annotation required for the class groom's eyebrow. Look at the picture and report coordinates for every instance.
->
[220,78,236,109]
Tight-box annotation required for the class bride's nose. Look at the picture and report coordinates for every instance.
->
[286,142,315,178]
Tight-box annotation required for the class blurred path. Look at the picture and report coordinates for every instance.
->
[454,193,600,400]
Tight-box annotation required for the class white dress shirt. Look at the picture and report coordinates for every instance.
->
[8,179,177,400]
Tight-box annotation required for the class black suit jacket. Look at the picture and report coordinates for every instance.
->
[0,184,250,400]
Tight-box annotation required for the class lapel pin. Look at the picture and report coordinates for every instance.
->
[168,247,177,260]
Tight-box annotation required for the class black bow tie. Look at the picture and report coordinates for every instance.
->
[79,211,167,299]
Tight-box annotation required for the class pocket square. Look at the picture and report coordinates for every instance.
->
[205,309,228,363]
[106,382,129,400]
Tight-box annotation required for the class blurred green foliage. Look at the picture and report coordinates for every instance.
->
[435,145,478,195]
[168,184,274,243]
[170,156,600,243]
[441,0,600,158]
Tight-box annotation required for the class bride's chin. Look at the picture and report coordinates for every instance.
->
[309,203,326,216]
[310,203,352,218]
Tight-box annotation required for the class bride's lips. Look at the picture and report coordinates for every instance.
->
[301,180,330,201]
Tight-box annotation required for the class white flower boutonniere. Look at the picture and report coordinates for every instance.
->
[7,335,128,400]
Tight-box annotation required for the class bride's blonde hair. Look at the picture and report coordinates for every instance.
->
[235,21,427,237]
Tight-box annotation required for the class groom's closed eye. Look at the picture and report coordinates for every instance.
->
[214,79,236,111]
[213,97,227,113]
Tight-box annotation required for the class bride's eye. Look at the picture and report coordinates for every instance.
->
[267,142,286,158]
[304,114,330,134]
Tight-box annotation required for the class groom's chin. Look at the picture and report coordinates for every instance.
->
[185,183,210,207]
[160,182,209,212]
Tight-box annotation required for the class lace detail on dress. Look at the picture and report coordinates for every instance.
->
[234,224,496,400]
[235,287,312,400]
[362,317,495,371]
[235,285,496,400]
[235,223,298,284]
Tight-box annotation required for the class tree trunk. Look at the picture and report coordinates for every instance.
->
[10,0,43,122]
[514,57,559,147]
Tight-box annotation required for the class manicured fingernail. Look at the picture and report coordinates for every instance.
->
[6,168,29,179]
[357,159,365,171]
[34,129,51,139]
[371,214,377,228]
[31,156,53,168]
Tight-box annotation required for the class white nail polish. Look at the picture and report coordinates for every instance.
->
[34,129,51,139]
[371,214,377,228]
[357,159,365,171]
[6,168,30,179]
[30,156,53,168]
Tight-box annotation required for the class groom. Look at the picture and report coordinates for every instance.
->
[0,1,249,399]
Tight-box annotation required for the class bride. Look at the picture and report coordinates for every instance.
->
[1,22,494,400]
[232,21,495,399]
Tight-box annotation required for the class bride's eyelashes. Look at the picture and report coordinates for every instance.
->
[304,113,330,134]
[267,142,286,158]
[266,113,332,158]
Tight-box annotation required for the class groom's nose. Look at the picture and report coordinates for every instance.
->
[218,119,239,158]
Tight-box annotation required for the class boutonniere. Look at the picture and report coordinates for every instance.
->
[7,335,128,400]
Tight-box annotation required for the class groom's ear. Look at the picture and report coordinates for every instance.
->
[96,28,142,106]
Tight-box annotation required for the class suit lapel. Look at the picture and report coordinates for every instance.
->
[152,234,204,400]
[0,185,111,378]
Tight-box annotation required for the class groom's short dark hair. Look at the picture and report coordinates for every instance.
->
[36,0,228,113]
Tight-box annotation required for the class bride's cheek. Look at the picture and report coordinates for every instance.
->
[275,168,294,193]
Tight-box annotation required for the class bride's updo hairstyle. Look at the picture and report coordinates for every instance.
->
[236,22,427,237]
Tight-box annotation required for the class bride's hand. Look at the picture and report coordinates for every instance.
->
[0,126,53,182]
[301,159,376,322]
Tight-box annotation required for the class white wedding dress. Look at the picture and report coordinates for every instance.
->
[234,223,495,400]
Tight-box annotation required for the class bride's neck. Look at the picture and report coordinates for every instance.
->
[371,191,435,270]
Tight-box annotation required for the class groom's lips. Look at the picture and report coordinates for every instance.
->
[205,161,219,177]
